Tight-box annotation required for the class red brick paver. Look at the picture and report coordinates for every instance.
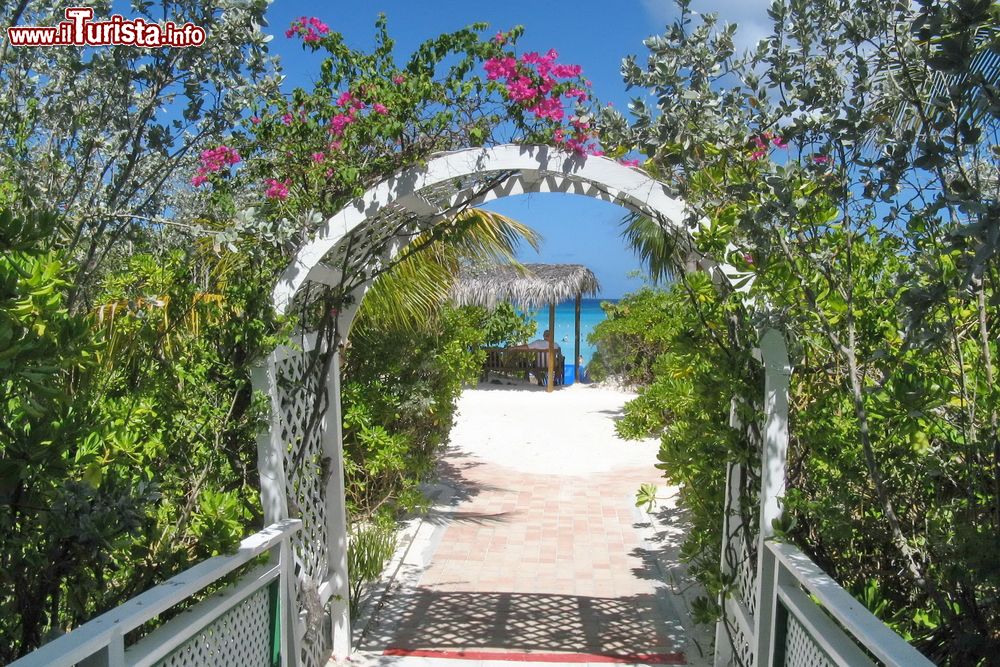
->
[375,448,686,662]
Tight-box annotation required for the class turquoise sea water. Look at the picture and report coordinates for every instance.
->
[520,298,614,369]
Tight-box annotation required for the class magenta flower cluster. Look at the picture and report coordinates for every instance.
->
[750,132,788,160]
[191,145,240,187]
[326,89,389,138]
[483,48,602,156]
[264,178,291,200]
[286,16,329,43]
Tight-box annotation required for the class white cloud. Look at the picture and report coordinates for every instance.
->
[640,0,773,54]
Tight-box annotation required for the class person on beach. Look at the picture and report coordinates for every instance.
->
[522,329,560,351]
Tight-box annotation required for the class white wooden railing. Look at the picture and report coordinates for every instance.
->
[715,330,935,666]
[9,519,301,667]
[755,539,935,666]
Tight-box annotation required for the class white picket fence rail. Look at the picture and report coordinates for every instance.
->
[753,540,935,667]
[9,519,301,667]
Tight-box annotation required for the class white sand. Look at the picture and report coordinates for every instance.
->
[448,383,662,476]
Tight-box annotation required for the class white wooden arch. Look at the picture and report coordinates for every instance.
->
[272,144,755,327]
[261,144,788,667]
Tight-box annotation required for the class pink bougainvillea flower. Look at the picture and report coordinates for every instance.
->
[493,31,506,43]
[311,152,325,162]
[281,113,293,125]
[551,63,582,78]
[329,113,354,136]
[481,47,599,157]
[528,96,564,121]
[373,103,389,115]
[812,154,831,164]
[749,134,770,160]
[619,158,640,167]
[308,17,329,34]
[287,16,329,43]
[505,76,538,102]
[264,178,291,200]
[393,75,405,85]
[484,56,518,81]
[772,135,788,148]
[199,145,241,170]
[336,91,355,107]
[328,140,343,152]
[191,144,240,186]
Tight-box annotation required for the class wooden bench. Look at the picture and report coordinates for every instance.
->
[481,347,565,386]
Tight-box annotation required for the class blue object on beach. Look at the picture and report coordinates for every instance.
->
[563,364,591,385]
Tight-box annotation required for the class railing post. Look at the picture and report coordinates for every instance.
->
[753,328,792,665]
[277,533,296,667]
[252,359,297,666]
[252,360,290,530]
[714,395,743,666]
[322,346,352,658]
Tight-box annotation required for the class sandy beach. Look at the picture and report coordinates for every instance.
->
[449,382,662,476]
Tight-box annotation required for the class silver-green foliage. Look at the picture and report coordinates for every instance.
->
[598,0,998,661]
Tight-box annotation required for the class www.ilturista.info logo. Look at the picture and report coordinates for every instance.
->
[5,7,206,47]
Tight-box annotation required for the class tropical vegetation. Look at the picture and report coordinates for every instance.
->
[0,0,996,663]
[593,0,999,661]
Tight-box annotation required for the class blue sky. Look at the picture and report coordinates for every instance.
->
[263,0,770,297]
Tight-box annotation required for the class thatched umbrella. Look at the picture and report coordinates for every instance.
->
[452,263,601,392]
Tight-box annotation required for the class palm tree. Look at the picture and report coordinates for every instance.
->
[617,211,694,285]
[350,207,540,337]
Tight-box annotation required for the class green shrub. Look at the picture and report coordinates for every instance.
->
[341,305,486,523]
[347,522,398,620]
[472,302,537,348]
[588,288,676,385]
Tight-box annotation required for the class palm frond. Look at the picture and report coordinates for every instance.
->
[619,212,689,284]
[866,22,999,148]
[351,208,540,336]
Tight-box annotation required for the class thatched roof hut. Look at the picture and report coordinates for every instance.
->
[452,263,601,391]
[451,263,600,311]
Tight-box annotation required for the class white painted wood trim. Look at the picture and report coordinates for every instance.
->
[253,359,290,528]
[768,541,935,667]
[322,349,352,658]
[757,328,792,540]
[714,458,742,666]
[724,595,755,644]
[272,143,739,315]
[776,582,876,666]
[8,520,301,667]
[126,563,281,667]
[754,328,792,663]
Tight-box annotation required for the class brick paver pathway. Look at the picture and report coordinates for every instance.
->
[357,386,689,665]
